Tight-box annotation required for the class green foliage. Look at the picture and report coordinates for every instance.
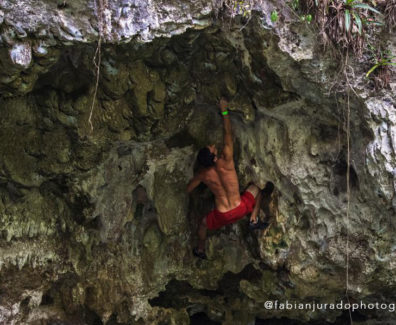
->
[291,0,300,11]
[289,0,313,24]
[366,45,396,78]
[287,0,393,88]
[300,14,313,23]
[271,10,279,22]
[343,0,383,34]
[366,59,396,77]
[363,44,395,89]
[289,0,385,55]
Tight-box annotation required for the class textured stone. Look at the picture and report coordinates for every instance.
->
[9,42,32,68]
[0,1,395,324]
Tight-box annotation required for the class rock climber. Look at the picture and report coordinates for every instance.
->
[187,98,268,259]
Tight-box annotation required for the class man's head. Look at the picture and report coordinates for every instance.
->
[197,145,218,167]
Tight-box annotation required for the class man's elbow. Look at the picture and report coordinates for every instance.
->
[222,146,233,161]
[186,183,194,193]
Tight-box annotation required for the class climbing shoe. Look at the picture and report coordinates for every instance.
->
[193,247,207,260]
[249,219,269,230]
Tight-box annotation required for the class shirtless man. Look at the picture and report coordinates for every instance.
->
[187,98,267,259]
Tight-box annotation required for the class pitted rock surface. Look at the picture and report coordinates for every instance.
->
[0,1,395,324]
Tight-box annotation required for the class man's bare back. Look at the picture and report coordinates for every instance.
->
[199,157,240,212]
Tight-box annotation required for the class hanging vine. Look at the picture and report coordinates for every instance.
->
[88,0,109,132]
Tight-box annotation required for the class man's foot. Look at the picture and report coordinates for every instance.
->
[249,219,269,230]
[262,181,275,196]
[193,247,207,260]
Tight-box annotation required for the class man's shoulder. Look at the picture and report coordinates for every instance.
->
[199,166,216,176]
[199,167,221,183]
[216,157,235,170]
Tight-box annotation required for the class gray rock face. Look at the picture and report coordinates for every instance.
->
[0,0,214,96]
[0,0,395,324]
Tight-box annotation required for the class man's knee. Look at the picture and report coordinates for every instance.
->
[246,184,260,197]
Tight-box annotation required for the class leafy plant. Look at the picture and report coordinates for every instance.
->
[291,0,300,11]
[296,0,384,55]
[342,0,382,35]
[271,10,279,22]
[300,14,313,23]
[366,55,396,77]
[288,0,314,24]
[366,45,396,88]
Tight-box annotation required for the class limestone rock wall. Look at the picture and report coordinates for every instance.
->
[0,0,395,324]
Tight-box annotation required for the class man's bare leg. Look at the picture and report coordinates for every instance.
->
[250,190,262,223]
[246,183,261,222]
[246,183,268,230]
[193,217,208,259]
[197,217,207,253]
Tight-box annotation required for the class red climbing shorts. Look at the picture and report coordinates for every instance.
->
[206,191,256,230]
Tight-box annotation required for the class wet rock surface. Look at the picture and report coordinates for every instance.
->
[0,1,395,324]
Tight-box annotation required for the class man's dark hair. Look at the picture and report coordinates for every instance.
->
[197,147,215,167]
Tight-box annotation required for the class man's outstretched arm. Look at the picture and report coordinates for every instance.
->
[220,98,233,161]
[187,174,201,193]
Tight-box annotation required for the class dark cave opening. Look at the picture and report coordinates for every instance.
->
[256,318,308,325]
[332,156,359,196]
[149,264,262,322]
[148,264,262,308]
[261,181,275,217]
[40,292,54,306]
[132,185,149,220]
[165,129,197,149]
[148,279,220,310]
[33,45,94,98]
[190,312,221,325]
[217,263,262,296]
[84,308,104,325]
[20,296,30,307]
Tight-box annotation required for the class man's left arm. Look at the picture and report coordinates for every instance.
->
[187,174,201,193]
